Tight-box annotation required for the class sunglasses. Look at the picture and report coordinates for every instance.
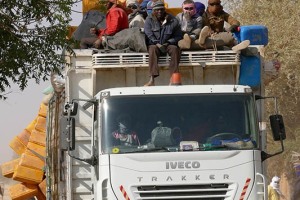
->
[209,3,221,6]
[184,7,194,11]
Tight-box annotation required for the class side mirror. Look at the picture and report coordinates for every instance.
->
[60,117,75,151]
[269,114,286,141]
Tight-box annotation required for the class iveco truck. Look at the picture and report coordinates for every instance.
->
[46,25,286,200]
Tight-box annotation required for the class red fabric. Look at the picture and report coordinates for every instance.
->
[112,131,140,145]
[98,6,129,38]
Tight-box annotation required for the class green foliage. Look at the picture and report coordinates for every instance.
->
[226,0,300,188]
[0,0,78,99]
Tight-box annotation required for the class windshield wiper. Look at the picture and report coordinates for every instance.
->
[200,144,241,150]
[130,147,171,153]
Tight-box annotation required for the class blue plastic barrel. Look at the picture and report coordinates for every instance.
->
[239,55,261,87]
[234,25,268,45]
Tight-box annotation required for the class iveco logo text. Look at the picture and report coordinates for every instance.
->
[166,161,200,169]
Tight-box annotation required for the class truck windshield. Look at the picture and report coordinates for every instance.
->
[101,94,258,154]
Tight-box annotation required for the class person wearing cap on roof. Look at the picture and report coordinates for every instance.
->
[194,1,205,16]
[126,0,147,28]
[112,114,140,146]
[143,0,182,86]
[176,0,203,50]
[140,0,161,10]
[80,0,129,49]
[197,0,250,52]
[141,0,168,18]
[268,176,285,200]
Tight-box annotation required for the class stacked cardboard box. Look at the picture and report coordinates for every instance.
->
[1,102,48,200]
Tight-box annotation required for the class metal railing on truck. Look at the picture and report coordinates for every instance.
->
[92,50,240,68]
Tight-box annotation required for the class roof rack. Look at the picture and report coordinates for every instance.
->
[92,50,240,68]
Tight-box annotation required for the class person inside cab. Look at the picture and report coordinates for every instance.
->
[112,114,140,146]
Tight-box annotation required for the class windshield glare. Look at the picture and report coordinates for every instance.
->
[101,94,258,154]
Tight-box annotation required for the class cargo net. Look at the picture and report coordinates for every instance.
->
[92,51,240,68]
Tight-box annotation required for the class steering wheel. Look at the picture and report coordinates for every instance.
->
[206,132,242,143]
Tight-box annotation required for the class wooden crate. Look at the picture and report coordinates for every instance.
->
[29,129,46,147]
[38,103,47,117]
[35,116,46,133]
[25,119,37,134]
[35,189,46,200]
[17,129,31,146]
[82,0,101,14]
[19,153,45,171]
[26,142,46,158]
[1,158,20,178]
[13,165,44,184]
[9,183,39,200]
[38,178,47,197]
[9,136,26,155]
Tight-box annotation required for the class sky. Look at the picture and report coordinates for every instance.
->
[0,0,206,164]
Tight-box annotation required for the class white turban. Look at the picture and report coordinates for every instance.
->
[270,176,282,195]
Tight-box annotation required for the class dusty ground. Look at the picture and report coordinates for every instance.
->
[280,173,290,200]
[280,172,300,200]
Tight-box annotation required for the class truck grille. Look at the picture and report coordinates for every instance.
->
[133,183,233,200]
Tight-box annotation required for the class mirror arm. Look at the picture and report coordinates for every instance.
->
[67,149,98,166]
[261,134,285,161]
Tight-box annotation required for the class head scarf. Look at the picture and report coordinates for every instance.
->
[270,176,282,195]
[146,1,153,15]
[195,2,205,15]
[207,0,222,15]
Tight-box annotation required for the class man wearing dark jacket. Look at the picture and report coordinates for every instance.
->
[143,1,182,86]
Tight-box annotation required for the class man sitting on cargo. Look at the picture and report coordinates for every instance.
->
[143,0,182,86]
[126,0,147,29]
[176,0,203,50]
[80,0,129,49]
[112,114,140,146]
[197,0,250,51]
